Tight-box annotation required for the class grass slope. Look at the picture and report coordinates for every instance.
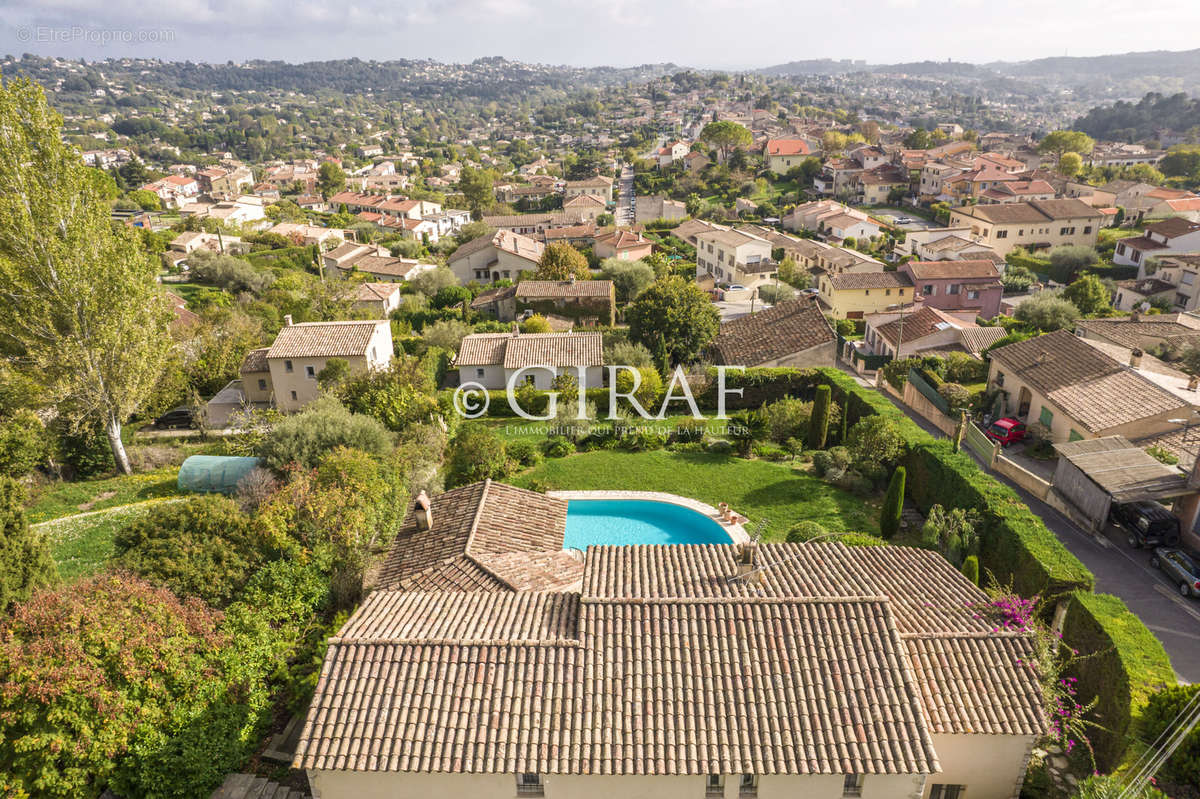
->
[509,449,880,540]
[26,467,181,523]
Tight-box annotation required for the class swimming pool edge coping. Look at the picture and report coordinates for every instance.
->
[546,490,751,545]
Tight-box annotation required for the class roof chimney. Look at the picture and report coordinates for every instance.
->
[736,541,761,583]
[1130,348,1143,369]
[414,490,433,531]
[283,314,294,326]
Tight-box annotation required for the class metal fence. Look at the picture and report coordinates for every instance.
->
[906,368,951,415]
[963,422,999,465]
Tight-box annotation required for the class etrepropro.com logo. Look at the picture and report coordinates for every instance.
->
[452,364,746,421]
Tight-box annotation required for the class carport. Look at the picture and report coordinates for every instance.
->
[1052,436,1196,535]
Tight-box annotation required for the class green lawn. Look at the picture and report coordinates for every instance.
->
[37,501,170,581]
[26,467,182,524]
[507,449,881,540]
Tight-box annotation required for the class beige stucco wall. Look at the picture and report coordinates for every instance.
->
[924,733,1035,799]
[241,369,274,404]
[820,284,913,319]
[459,364,605,393]
[757,340,837,368]
[453,245,539,284]
[307,770,927,799]
[947,210,1100,257]
[269,324,392,412]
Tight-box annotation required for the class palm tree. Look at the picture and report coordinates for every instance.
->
[728,408,768,458]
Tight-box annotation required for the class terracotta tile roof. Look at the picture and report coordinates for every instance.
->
[826,271,913,291]
[1145,217,1200,239]
[1076,315,1200,349]
[905,260,1002,281]
[987,330,1117,394]
[451,230,545,265]
[1117,235,1167,253]
[712,298,834,365]
[239,347,269,374]
[296,542,1043,774]
[470,285,517,309]
[565,176,613,188]
[515,279,614,299]
[873,307,968,347]
[503,332,603,368]
[594,229,649,250]
[354,282,400,302]
[765,138,811,156]
[956,326,1008,355]
[376,480,577,593]
[563,193,607,209]
[266,320,384,359]
[455,333,512,366]
[958,199,1102,224]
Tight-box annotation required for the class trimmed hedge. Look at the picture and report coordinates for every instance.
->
[1061,592,1176,772]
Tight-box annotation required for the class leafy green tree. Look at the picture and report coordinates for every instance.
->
[333,357,440,432]
[0,477,55,610]
[1047,244,1099,283]
[411,266,461,297]
[699,121,752,162]
[821,131,848,153]
[1014,292,1081,332]
[1038,130,1095,159]
[521,314,553,333]
[808,385,831,449]
[317,161,346,199]
[604,340,654,368]
[728,408,767,457]
[259,396,393,470]
[903,128,932,149]
[777,256,811,290]
[1058,152,1084,178]
[626,275,720,366]
[458,166,495,217]
[846,415,906,479]
[114,495,269,607]
[880,466,905,539]
[445,424,512,487]
[1160,145,1200,178]
[1001,265,1036,293]
[600,258,655,302]
[127,188,161,210]
[0,77,173,474]
[535,242,591,280]
[1062,274,1112,316]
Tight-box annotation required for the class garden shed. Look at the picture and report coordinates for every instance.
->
[1051,436,1192,531]
[177,455,263,495]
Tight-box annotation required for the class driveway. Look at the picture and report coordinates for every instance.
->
[884,391,1200,682]
[869,209,940,232]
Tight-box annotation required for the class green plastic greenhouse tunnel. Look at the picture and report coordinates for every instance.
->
[177,455,263,495]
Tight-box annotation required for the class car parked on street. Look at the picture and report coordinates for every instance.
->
[984,417,1027,446]
[154,406,194,430]
[1150,547,1200,598]
[1111,500,1182,549]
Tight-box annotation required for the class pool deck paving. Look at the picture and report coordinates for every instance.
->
[547,490,751,544]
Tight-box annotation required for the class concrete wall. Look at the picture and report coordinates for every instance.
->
[992,453,1052,501]
[924,733,1036,799]
[902,380,960,436]
[307,770,927,799]
[241,369,273,404]
[758,340,837,369]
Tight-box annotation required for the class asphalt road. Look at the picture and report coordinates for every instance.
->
[879,386,1200,682]
[617,163,634,226]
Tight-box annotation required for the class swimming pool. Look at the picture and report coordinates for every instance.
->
[563,499,733,549]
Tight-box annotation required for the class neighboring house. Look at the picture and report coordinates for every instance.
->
[818,270,915,319]
[296,507,1045,799]
[893,227,997,263]
[563,175,613,204]
[694,228,778,288]
[1144,255,1200,311]
[593,229,653,261]
[763,138,812,174]
[324,243,435,282]
[239,347,273,405]
[986,329,1190,443]
[1144,195,1200,222]
[634,195,687,223]
[268,223,355,247]
[483,212,591,236]
[196,165,255,199]
[854,166,909,205]
[1075,312,1200,354]
[783,200,875,239]
[455,331,603,390]
[862,306,998,359]
[167,230,247,262]
[901,260,1004,319]
[562,193,608,221]
[710,298,835,367]
[819,212,881,243]
[978,180,1056,204]
[947,199,1103,257]
[353,282,403,317]
[656,140,689,167]
[514,279,616,326]
[682,150,709,174]
[259,317,393,412]
[1110,278,1180,312]
[671,218,727,248]
[1114,218,1200,269]
[449,230,545,284]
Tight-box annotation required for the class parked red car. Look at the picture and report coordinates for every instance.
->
[984,417,1027,446]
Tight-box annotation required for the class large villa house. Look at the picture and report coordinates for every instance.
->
[294,481,1046,799]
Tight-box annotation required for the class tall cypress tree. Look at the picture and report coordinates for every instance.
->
[880,466,906,540]
[808,384,831,449]
[0,477,55,610]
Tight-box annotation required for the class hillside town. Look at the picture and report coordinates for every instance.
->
[4,29,1200,799]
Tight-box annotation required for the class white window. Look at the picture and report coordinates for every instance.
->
[947,284,960,295]
[284,359,294,373]
[843,774,864,797]
[1183,272,1195,286]
[967,290,980,300]
[516,773,544,796]
[306,365,316,379]
[929,785,966,799]
[705,775,725,798]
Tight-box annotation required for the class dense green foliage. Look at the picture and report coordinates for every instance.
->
[259,396,394,470]
[445,424,513,487]
[1142,683,1200,786]
[0,410,47,478]
[880,467,904,539]
[626,276,720,366]
[808,385,831,450]
[0,478,56,611]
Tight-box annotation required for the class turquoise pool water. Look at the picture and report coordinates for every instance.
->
[563,499,733,549]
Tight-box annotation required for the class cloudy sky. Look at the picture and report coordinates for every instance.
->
[3,0,1200,69]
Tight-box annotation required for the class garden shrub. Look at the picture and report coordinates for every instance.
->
[880,466,905,539]
[962,555,980,585]
[0,477,55,611]
[1142,683,1200,787]
[0,409,47,478]
[114,495,270,608]
[751,443,787,461]
[811,446,852,480]
[671,419,707,444]
[705,440,733,456]
[786,520,828,542]
[506,438,542,468]
[1061,592,1175,771]
[808,385,831,449]
[846,415,907,480]
[259,396,393,470]
[762,398,813,444]
[542,435,573,458]
[621,429,667,452]
[50,417,115,478]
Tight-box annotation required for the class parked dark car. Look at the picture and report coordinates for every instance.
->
[1110,500,1181,549]
[1150,547,1200,598]
[154,406,194,430]
[984,417,1027,446]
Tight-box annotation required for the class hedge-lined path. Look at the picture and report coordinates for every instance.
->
[880,386,1200,682]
